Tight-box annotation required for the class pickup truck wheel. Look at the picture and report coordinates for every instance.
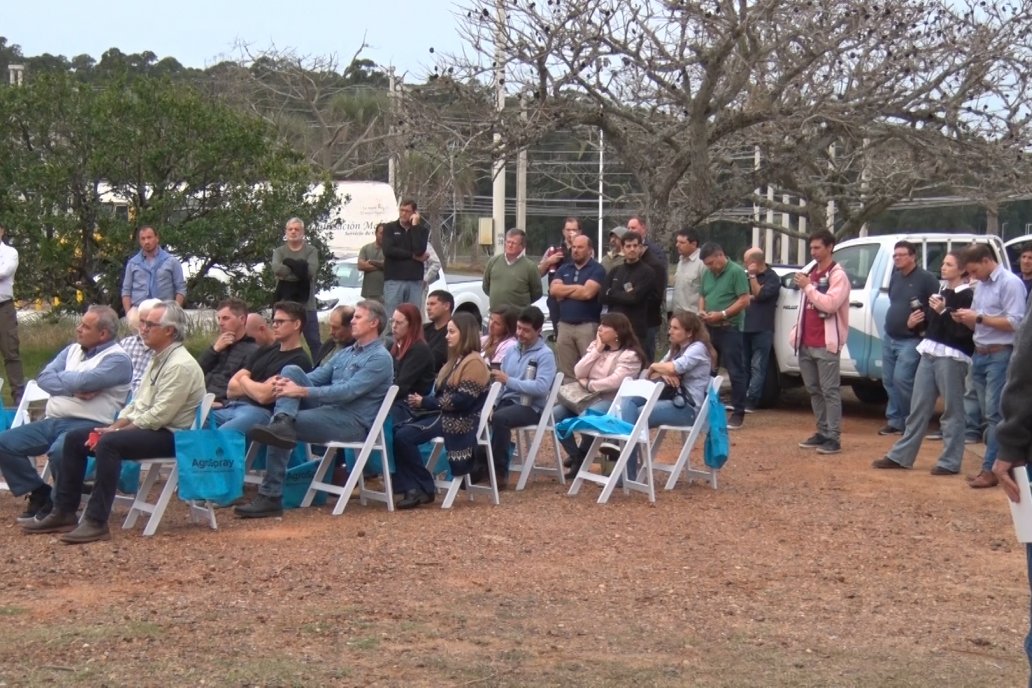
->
[756,350,781,408]
[850,382,888,404]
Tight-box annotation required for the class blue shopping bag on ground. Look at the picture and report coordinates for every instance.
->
[175,429,246,504]
[282,459,328,509]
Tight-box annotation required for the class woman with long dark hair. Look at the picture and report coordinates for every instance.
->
[556,312,647,478]
[872,249,974,474]
[481,305,519,365]
[392,312,491,509]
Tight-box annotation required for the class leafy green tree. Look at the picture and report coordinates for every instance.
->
[0,70,338,312]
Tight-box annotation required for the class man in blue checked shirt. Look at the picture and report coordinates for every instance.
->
[237,299,394,518]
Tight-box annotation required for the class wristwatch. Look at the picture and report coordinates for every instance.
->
[721,310,727,320]
[975,314,984,325]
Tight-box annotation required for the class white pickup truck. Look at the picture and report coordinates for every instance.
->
[761,232,1010,407]
[315,256,490,325]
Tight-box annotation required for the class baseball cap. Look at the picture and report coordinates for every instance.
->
[608,226,629,239]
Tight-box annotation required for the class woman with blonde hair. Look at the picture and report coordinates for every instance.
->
[392,312,491,509]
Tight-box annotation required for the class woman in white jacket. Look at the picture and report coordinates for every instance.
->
[554,312,646,477]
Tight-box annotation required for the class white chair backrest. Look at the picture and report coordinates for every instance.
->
[366,385,399,441]
[11,380,51,428]
[477,382,504,436]
[606,378,660,418]
[194,393,217,430]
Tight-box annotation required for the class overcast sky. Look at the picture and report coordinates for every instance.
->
[2,0,467,78]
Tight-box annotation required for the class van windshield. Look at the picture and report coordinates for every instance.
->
[332,262,363,288]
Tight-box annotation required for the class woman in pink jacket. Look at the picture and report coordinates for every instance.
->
[553,312,646,477]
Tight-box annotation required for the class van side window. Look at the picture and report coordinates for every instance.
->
[832,243,879,289]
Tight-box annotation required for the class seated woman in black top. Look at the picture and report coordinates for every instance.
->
[390,303,436,410]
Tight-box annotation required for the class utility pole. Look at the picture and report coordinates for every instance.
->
[492,0,507,255]
[516,94,528,231]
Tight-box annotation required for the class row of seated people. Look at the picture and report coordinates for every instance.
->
[2,293,712,542]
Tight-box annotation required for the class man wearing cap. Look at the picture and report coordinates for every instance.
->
[601,227,627,273]
[671,227,704,315]
[550,234,607,379]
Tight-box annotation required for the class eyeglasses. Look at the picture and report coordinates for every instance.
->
[271,318,298,327]
[139,320,164,330]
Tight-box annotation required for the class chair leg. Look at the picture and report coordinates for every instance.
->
[142,465,179,537]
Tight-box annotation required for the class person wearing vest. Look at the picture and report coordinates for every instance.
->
[0,305,132,525]
[121,225,186,312]
[25,301,205,544]
[791,230,850,455]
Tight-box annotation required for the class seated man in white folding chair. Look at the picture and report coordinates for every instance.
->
[0,305,133,524]
[489,306,557,488]
[23,301,205,544]
[211,301,313,434]
[235,299,394,519]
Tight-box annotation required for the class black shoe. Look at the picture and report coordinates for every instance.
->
[59,518,111,544]
[397,488,434,510]
[16,485,52,525]
[877,424,903,436]
[247,415,297,449]
[816,439,841,455]
[727,413,745,430]
[22,510,78,534]
[798,434,828,449]
[234,494,284,519]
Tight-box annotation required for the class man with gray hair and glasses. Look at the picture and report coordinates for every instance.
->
[24,301,205,544]
[0,305,132,525]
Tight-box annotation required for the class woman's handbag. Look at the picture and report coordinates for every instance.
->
[557,381,601,414]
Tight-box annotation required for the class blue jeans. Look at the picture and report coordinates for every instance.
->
[553,401,612,459]
[384,280,423,321]
[707,326,746,414]
[258,366,370,498]
[619,397,698,479]
[886,354,968,471]
[742,330,774,407]
[970,348,1012,471]
[964,365,986,442]
[882,335,921,430]
[212,402,272,434]
[0,417,97,495]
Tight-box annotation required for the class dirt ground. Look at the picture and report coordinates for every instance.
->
[0,387,1027,688]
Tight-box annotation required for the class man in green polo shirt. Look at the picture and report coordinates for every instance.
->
[699,241,750,429]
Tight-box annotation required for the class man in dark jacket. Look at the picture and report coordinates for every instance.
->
[198,298,258,407]
[628,215,669,361]
[601,231,656,346]
[382,199,431,319]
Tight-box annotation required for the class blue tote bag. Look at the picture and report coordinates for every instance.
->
[175,429,246,504]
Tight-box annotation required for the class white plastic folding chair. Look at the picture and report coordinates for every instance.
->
[652,375,723,491]
[122,392,217,536]
[511,373,566,491]
[1,380,50,492]
[566,378,663,504]
[302,385,399,515]
[424,381,502,509]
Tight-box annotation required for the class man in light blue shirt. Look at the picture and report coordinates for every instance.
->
[121,226,186,312]
[237,299,394,518]
[0,305,132,523]
[953,243,1026,488]
[489,306,557,486]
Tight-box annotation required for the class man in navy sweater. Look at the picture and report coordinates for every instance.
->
[382,199,431,320]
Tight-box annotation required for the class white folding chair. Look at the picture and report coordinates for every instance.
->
[122,393,217,536]
[243,440,312,486]
[302,385,399,515]
[0,380,50,492]
[511,373,566,491]
[424,381,502,509]
[567,378,663,504]
[653,376,723,491]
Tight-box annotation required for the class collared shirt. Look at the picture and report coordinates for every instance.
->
[302,339,393,426]
[118,334,153,397]
[121,248,186,306]
[120,343,205,430]
[700,260,750,328]
[671,249,704,313]
[555,258,606,324]
[972,265,1026,347]
[38,340,133,398]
